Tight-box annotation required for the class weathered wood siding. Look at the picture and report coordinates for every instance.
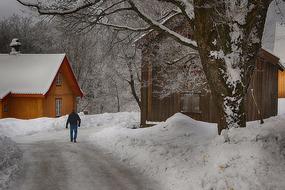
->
[245,56,278,120]
[148,94,181,122]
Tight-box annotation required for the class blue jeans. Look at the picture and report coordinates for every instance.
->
[70,125,78,141]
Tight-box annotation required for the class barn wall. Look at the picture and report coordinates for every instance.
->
[44,63,75,117]
[246,57,278,120]
[141,50,279,125]
[147,94,181,122]
[7,97,44,119]
[278,71,285,98]
[179,58,278,123]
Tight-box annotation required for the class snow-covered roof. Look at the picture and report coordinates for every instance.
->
[274,23,285,67]
[0,54,66,99]
[0,89,10,100]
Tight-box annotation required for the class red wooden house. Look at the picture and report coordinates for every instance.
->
[0,49,83,119]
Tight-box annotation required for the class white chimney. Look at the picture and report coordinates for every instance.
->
[10,38,21,55]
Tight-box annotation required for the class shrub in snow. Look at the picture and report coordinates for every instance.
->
[0,136,22,189]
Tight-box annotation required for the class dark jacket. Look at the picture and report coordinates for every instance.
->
[66,112,81,128]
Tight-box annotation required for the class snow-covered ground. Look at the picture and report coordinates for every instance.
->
[1,112,285,190]
[278,98,285,115]
[0,136,22,190]
[91,113,285,190]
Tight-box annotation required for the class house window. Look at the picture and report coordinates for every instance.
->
[181,93,200,113]
[3,103,8,113]
[55,98,62,117]
[56,73,62,86]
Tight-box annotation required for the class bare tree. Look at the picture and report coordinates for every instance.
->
[112,32,142,110]
[0,15,54,53]
[16,0,275,133]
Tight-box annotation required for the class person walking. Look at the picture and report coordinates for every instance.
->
[66,110,81,143]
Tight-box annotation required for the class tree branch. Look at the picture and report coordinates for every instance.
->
[16,0,100,15]
[97,22,152,32]
[127,0,198,49]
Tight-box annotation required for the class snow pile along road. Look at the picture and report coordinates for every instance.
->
[91,113,285,190]
[0,112,139,138]
[81,112,139,129]
[0,136,22,190]
[0,116,69,138]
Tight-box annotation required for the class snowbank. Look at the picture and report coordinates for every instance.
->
[0,136,22,190]
[1,111,285,189]
[91,113,285,190]
[82,112,139,129]
[0,116,68,138]
[278,98,285,115]
[0,112,139,138]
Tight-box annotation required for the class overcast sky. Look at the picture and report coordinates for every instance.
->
[0,0,28,19]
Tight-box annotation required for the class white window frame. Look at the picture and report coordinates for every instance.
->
[56,73,62,86]
[55,98,62,117]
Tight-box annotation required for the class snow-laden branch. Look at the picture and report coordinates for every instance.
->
[97,22,152,32]
[16,0,101,15]
[127,0,197,49]
[158,0,194,20]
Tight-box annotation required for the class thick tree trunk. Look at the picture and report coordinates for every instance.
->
[214,92,246,134]
[127,62,142,111]
[128,79,142,111]
[193,0,271,134]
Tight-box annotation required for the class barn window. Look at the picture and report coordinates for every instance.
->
[55,98,62,117]
[56,73,62,86]
[181,93,200,113]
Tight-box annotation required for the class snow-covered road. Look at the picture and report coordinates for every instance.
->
[7,128,158,190]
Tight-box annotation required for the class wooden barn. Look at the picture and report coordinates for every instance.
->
[0,47,83,119]
[136,14,285,127]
